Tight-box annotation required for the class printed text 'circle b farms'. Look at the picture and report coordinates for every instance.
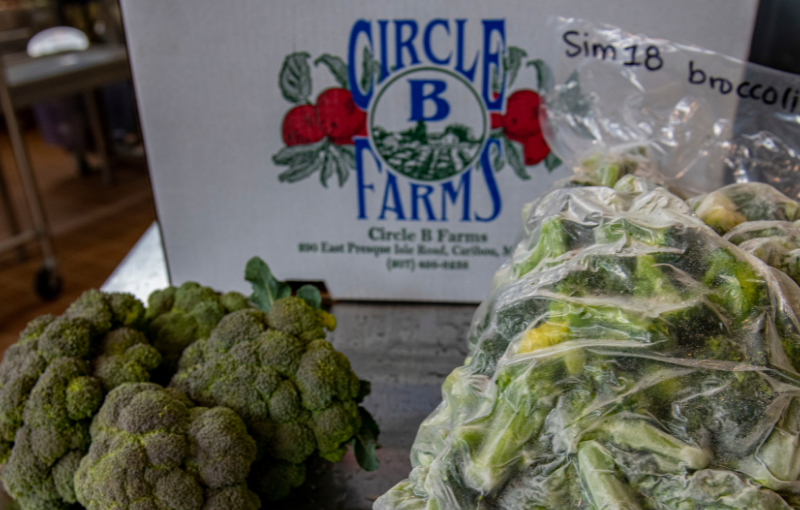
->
[369,67,487,182]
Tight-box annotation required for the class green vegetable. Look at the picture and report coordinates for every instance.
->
[725,220,800,288]
[0,290,161,510]
[74,383,260,510]
[171,257,379,501]
[375,176,800,510]
[690,182,800,235]
[146,282,251,384]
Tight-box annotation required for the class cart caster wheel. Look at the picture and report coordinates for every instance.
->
[34,267,62,301]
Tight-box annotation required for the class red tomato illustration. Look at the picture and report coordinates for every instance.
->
[281,104,325,146]
[491,113,504,130]
[315,88,366,142]
[504,90,542,139]
[523,133,550,166]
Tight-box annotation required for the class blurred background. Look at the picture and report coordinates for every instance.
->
[0,0,152,350]
[0,0,798,351]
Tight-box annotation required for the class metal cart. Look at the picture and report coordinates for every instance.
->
[0,44,130,299]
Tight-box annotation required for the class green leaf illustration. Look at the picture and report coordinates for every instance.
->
[244,257,291,313]
[296,284,322,310]
[544,152,562,172]
[490,140,504,173]
[361,46,381,93]
[503,137,530,180]
[315,54,349,89]
[330,144,354,187]
[505,46,528,89]
[320,152,337,188]
[527,58,554,93]
[279,52,313,104]
[278,153,325,183]
[272,139,326,166]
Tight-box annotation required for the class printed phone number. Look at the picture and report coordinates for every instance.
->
[387,258,469,272]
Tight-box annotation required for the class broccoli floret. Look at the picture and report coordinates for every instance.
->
[145,286,176,320]
[0,327,48,460]
[2,358,102,510]
[91,327,162,391]
[106,292,147,330]
[513,217,569,278]
[171,300,368,501]
[37,316,94,362]
[702,248,766,321]
[64,289,114,334]
[147,282,250,384]
[74,383,260,510]
[221,291,251,313]
[250,460,306,501]
[691,183,800,235]
[267,296,331,343]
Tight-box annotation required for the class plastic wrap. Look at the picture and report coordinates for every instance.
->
[374,18,800,510]
[724,220,800,288]
[375,174,800,510]
[543,18,800,200]
[689,183,800,235]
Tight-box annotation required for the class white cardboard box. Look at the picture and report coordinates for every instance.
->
[120,0,758,302]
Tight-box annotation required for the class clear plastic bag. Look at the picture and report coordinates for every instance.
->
[689,182,800,235]
[376,174,800,510]
[543,18,800,200]
[375,19,800,510]
[724,219,800,288]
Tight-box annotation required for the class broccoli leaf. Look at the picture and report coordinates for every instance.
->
[350,406,380,472]
[296,285,322,310]
[245,257,291,313]
[314,54,349,89]
[279,52,312,104]
[356,379,372,403]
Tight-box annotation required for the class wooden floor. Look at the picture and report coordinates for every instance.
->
[0,130,155,351]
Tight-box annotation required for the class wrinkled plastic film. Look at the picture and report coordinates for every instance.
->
[376,174,800,510]
[542,17,800,200]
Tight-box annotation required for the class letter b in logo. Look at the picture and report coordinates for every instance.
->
[409,79,449,121]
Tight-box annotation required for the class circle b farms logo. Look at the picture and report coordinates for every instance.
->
[272,19,561,221]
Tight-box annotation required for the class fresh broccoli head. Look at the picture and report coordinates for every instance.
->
[171,294,367,501]
[2,357,102,510]
[74,382,260,510]
[146,282,252,384]
[0,290,162,508]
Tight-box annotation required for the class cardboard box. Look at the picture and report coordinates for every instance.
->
[121,0,758,301]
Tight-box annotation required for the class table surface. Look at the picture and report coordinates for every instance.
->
[0,223,478,509]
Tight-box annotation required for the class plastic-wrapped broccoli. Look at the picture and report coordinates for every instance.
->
[376,176,800,510]
[171,257,379,501]
[146,282,251,384]
[74,383,260,510]
[724,220,800,287]
[689,182,800,235]
[0,290,161,510]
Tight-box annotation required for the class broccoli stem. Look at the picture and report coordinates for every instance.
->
[514,217,569,278]
[593,416,711,472]
[734,398,800,489]
[461,368,557,492]
[577,440,642,510]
